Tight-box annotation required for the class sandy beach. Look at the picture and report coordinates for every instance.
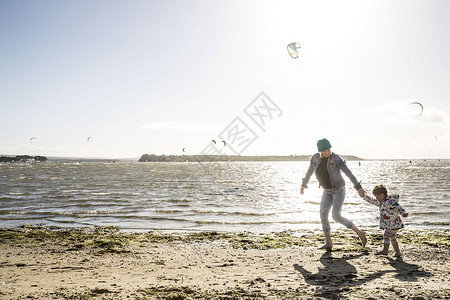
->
[0,226,449,299]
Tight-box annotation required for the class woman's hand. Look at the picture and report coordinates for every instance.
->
[300,186,305,195]
[357,188,365,197]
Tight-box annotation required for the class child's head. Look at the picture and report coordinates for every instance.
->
[372,184,388,201]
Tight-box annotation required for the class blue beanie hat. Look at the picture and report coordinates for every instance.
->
[317,138,332,152]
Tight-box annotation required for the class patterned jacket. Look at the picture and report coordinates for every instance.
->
[362,194,407,230]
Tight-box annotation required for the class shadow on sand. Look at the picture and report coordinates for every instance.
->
[386,256,432,282]
[294,251,432,299]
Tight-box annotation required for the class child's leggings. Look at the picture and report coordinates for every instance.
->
[383,229,397,244]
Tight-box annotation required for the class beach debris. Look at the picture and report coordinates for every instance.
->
[29,137,37,144]
[287,42,301,59]
[410,101,423,115]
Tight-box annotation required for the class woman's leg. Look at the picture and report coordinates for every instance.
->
[331,187,366,247]
[320,190,333,248]
[330,187,352,227]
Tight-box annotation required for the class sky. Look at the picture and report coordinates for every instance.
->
[1,0,449,159]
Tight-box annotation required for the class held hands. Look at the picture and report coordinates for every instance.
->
[300,186,305,195]
[357,188,365,198]
[403,212,409,218]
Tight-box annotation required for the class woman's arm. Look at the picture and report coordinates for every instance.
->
[335,155,361,190]
[301,155,316,189]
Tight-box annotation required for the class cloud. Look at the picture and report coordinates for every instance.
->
[142,122,219,132]
[364,99,450,127]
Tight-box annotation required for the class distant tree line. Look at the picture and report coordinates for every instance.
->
[0,155,48,163]
[138,154,363,162]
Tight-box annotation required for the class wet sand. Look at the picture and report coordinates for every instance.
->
[1,227,449,299]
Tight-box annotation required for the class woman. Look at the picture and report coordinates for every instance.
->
[300,138,366,250]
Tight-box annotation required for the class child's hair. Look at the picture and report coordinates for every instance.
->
[372,184,388,196]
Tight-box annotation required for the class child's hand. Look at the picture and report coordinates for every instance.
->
[403,212,409,217]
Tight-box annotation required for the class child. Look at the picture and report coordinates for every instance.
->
[362,184,409,257]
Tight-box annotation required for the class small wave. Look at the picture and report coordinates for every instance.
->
[0,210,137,217]
[304,201,319,205]
[10,177,31,181]
[47,219,76,224]
[180,185,196,189]
[165,199,191,204]
[61,190,77,193]
[194,220,322,225]
[0,210,49,216]
[91,193,112,196]
[412,211,443,216]
[73,210,136,215]
[43,177,65,181]
[423,221,449,226]
[156,209,186,214]
[167,205,191,209]
[192,210,278,216]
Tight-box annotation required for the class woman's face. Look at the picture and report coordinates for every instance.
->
[320,149,331,157]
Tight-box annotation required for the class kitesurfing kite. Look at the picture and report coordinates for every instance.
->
[87,136,93,142]
[211,140,216,144]
[410,102,423,115]
[222,140,226,147]
[287,42,301,59]
[182,148,187,153]
[29,137,37,144]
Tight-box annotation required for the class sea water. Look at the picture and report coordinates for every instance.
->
[0,160,449,233]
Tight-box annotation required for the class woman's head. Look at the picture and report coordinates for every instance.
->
[317,138,332,157]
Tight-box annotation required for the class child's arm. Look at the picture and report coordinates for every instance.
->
[390,199,408,217]
[396,202,408,217]
[361,193,378,206]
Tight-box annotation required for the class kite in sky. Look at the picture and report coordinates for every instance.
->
[87,136,93,142]
[29,137,37,144]
[410,101,423,115]
[287,42,301,59]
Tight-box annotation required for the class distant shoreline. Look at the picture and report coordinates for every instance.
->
[0,155,48,163]
[138,154,364,162]
[2,154,446,163]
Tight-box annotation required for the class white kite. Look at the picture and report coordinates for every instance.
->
[287,42,301,59]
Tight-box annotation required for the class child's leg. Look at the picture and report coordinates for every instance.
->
[392,240,401,256]
[376,243,389,255]
[376,229,394,255]
[390,230,400,256]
